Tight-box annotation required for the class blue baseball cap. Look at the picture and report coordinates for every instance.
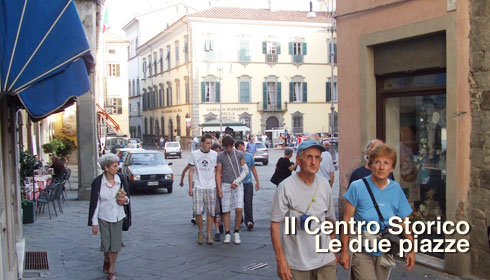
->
[296,140,326,154]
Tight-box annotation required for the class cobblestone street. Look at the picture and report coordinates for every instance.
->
[23,148,459,279]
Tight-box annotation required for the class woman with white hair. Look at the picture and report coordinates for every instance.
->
[88,153,130,280]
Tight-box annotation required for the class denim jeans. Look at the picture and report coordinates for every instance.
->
[243,182,254,225]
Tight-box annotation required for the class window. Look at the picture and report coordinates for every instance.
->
[159,84,164,107]
[166,46,171,69]
[328,40,337,63]
[129,103,132,115]
[201,80,220,103]
[326,79,338,102]
[239,77,251,102]
[290,79,307,102]
[153,52,157,74]
[107,64,120,77]
[142,59,146,78]
[148,55,152,76]
[128,81,131,96]
[239,40,250,62]
[106,98,122,114]
[109,49,116,54]
[184,37,189,62]
[175,41,180,66]
[289,42,307,63]
[176,80,181,105]
[267,82,276,106]
[137,79,140,95]
[154,86,158,108]
[137,101,140,115]
[142,89,147,110]
[166,84,172,106]
[144,117,148,135]
[204,39,215,60]
[159,49,164,72]
[239,112,252,131]
[185,76,190,104]
[262,80,282,110]
[176,115,181,136]
[262,41,280,63]
[292,112,304,134]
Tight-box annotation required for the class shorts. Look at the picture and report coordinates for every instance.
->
[221,182,243,213]
[193,188,216,216]
[215,188,223,216]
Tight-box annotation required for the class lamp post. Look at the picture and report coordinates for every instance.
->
[328,3,336,139]
[217,55,223,136]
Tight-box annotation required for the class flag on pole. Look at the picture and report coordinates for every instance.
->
[102,6,109,33]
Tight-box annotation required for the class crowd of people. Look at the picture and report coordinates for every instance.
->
[87,131,416,280]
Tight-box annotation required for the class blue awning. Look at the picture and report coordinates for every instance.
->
[0,0,94,120]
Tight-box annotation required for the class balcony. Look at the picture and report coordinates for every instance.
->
[258,102,287,112]
[265,54,278,63]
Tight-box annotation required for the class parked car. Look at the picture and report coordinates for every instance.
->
[103,135,129,154]
[122,150,174,193]
[115,148,144,171]
[164,141,181,159]
[254,141,269,165]
[129,138,143,148]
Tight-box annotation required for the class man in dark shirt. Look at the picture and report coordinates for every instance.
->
[348,139,394,187]
[271,148,297,186]
[50,156,66,178]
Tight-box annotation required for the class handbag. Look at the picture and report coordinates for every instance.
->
[361,178,402,256]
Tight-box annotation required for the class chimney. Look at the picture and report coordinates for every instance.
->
[268,0,276,12]
[307,1,316,18]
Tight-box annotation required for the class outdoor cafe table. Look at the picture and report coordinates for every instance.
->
[24,175,52,200]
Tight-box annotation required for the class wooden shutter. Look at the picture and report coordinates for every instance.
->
[201,82,205,103]
[289,42,293,55]
[215,82,220,102]
[277,82,282,110]
[289,82,294,102]
[302,43,307,55]
[277,42,281,54]
[240,81,250,102]
[263,82,267,109]
[326,82,331,102]
[262,41,267,54]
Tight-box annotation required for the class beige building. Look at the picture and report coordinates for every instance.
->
[137,7,337,146]
[97,31,130,136]
[337,0,489,278]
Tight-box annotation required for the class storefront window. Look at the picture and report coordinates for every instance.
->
[381,73,446,259]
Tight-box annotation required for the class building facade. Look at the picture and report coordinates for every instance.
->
[136,7,337,147]
[337,0,489,277]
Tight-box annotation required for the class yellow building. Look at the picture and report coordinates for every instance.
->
[138,7,337,146]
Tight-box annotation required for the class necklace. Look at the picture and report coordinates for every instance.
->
[105,180,116,189]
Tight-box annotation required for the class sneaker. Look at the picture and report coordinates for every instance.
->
[207,234,214,245]
[223,233,231,244]
[191,218,197,225]
[247,222,254,231]
[214,233,221,242]
[234,232,241,245]
[219,224,224,234]
[198,232,204,245]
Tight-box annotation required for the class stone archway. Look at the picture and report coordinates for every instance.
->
[266,116,279,130]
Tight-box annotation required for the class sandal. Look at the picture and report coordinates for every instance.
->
[107,272,116,280]
[103,259,110,274]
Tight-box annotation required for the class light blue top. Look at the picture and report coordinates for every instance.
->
[343,175,413,256]
[243,152,255,184]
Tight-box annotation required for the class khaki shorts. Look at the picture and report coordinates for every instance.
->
[290,260,337,280]
[349,252,391,280]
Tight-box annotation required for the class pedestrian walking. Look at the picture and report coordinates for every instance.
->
[271,140,337,280]
[211,143,224,241]
[88,153,130,280]
[216,136,249,245]
[159,137,164,149]
[235,140,260,231]
[340,143,415,279]
[246,136,257,156]
[318,140,335,187]
[188,134,218,245]
[270,148,296,186]
[348,139,394,187]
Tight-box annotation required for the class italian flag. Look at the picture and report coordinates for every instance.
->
[102,6,109,33]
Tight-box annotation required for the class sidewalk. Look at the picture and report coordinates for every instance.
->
[21,162,462,279]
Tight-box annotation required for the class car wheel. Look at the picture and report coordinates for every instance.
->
[167,186,173,193]
[263,160,268,165]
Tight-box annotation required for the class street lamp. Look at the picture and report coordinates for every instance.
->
[217,55,223,136]
[328,2,336,139]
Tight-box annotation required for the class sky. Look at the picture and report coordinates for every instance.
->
[105,0,335,35]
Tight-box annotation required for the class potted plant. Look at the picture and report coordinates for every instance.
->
[19,150,36,224]
[42,136,76,162]
[22,199,35,224]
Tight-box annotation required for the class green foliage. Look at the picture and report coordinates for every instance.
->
[41,136,77,158]
[19,150,36,182]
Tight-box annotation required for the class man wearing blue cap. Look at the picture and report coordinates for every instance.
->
[271,140,338,280]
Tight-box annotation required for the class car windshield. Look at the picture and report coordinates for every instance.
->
[130,153,166,165]
[166,142,179,147]
[256,143,266,149]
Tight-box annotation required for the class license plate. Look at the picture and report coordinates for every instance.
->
[147,181,159,186]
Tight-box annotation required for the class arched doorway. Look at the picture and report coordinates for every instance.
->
[266,116,279,130]
[155,119,160,138]
[161,116,165,138]
[137,125,141,139]
[168,118,173,141]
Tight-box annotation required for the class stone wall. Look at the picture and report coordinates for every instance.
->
[468,0,490,278]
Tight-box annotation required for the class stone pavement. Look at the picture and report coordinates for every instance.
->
[23,149,460,279]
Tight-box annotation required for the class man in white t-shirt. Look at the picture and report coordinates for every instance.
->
[188,134,218,245]
[318,140,335,187]
[271,140,337,280]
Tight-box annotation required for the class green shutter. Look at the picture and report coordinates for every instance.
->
[215,82,220,102]
[262,41,267,54]
[303,82,307,102]
[328,43,332,63]
[289,82,294,102]
[263,82,267,109]
[240,81,250,102]
[277,42,281,54]
[289,42,293,55]
[201,82,205,103]
[326,82,331,102]
[240,40,248,62]
[302,42,307,55]
[277,82,282,110]
[334,43,337,63]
